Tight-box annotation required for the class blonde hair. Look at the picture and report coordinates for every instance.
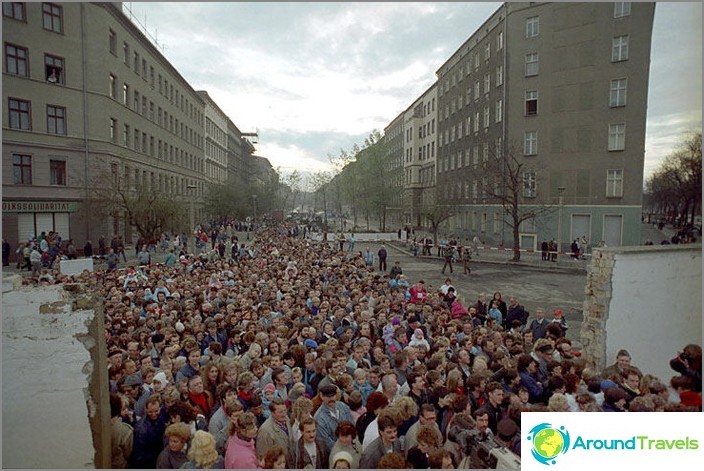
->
[187,430,219,468]
[291,396,314,423]
[547,393,569,412]
[165,422,191,443]
[394,396,418,422]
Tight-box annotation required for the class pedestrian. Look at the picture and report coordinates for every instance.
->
[2,239,10,267]
[462,246,472,274]
[377,245,388,271]
[84,240,94,258]
[441,246,456,274]
[541,239,549,261]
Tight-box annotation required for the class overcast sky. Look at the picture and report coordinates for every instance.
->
[125,2,702,185]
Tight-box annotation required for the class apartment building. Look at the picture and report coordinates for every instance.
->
[2,2,261,249]
[383,112,405,226]
[432,2,655,248]
[199,91,228,185]
[401,83,438,227]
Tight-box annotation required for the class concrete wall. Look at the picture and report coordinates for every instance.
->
[2,277,109,469]
[580,245,702,383]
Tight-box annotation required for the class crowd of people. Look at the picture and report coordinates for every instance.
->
[9,218,702,469]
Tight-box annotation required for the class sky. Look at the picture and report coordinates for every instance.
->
[124,2,702,186]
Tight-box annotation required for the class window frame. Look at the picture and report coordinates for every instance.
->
[44,53,65,84]
[526,16,540,38]
[110,117,117,143]
[609,78,627,107]
[611,35,629,62]
[614,2,631,18]
[46,104,66,135]
[524,131,538,156]
[523,171,537,198]
[8,97,31,130]
[525,90,538,116]
[3,2,26,21]
[608,123,626,151]
[4,43,29,77]
[42,2,63,34]
[12,154,32,184]
[49,159,67,186]
[606,169,624,197]
[525,53,539,76]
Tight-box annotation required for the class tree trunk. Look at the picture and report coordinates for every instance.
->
[512,218,521,261]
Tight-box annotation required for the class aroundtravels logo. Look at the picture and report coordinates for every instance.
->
[527,423,571,465]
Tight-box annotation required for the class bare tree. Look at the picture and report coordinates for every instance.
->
[645,131,702,226]
[87,171,187,242]
[417,189,457,246]
[484,145,555,261]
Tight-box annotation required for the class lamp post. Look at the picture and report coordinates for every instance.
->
[557,186,566,259]
[187,184,197,234]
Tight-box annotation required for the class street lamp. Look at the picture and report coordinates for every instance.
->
[557,186,566,259]
[187,184,197,234]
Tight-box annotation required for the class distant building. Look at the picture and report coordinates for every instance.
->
[2,2,262,249]
[428,2,655,249]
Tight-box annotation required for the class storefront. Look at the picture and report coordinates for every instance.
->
[2,200,77,243]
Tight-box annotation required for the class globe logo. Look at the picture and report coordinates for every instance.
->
[527,423,571,465]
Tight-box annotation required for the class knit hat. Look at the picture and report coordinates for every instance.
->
[152,372,168,392]
[304,339,319,349]
[331,451,353,468]
[263,383,276,394]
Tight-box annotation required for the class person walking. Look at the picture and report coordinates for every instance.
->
[2,239,10,267]
[377,245,388,272]
[441,246,456,274]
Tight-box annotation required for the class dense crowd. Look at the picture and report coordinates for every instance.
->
[13,219,702,469]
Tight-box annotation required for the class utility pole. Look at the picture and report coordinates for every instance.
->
[557,186,566,259]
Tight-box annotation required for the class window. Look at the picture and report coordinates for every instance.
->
[483,143,489,163]
[46,104,66,134]
[496,31,503,50]
[42,3,63,33]
[44,54,64,84]
[474,52,480,70]
[483,107,490,128]
[133,90,140,113]
[5,43,29,77]
[612,35,629,62]
[8,98,31,130]
[142,58,147,78]
[109,74,116,98]
[525,53,539,76]
[110,118,117,143]
[614,2,631,18]
[473,145,479,167]
[495,99,503,123]
[524,131,538,155]
[12,154,32,184]
[523,172,536,197]
[484,73,491,94]
[474,81,480,99]
[3,2,26,21]
[133,51,140,72]
[606,169,623,197]
[122,42,129,65]
[123,124,130,147]
[474,111,480,132]
[108,29,117,55]
[50,160,66,185]
[496,65,503,87]
[484,43,491,61]
[150,66,155,87]
[525,90,538,116]
[608,123,626,151]
[526,16,539,38]
[134,128,140,151]
[123,83,129,106]
[609,78,627,107]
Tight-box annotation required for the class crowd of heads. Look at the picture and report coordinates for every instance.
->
[55,219,704,468]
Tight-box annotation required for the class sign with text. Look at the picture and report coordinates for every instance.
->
[3,201,78,212]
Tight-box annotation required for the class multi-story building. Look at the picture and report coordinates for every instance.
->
[383,112,405,227]
[2,2,260,249]
[431,1,654,249]
[199,91,228,185]
[402,84,437,227]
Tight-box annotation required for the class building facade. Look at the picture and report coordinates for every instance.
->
[3,2,261,250]
[431,1,654,249]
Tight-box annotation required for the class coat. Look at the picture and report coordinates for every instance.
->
[111,420,133,468]
[224,434,260,469]
[359,436,404,469]
[255,416,293,462]
[291,437,328,469]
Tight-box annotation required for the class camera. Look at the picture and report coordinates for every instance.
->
[448,425,520,469]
